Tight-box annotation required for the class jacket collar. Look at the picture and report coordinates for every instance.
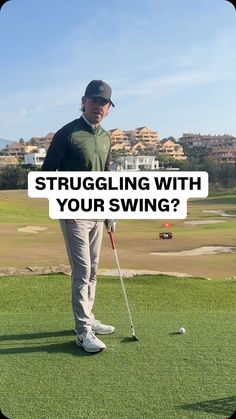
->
[81,113,100,133]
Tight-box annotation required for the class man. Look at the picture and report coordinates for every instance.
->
[42,80,116,353]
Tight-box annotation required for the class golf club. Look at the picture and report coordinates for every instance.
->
[108,231,139,341]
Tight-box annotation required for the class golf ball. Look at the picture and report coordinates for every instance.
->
[179,327,185,334]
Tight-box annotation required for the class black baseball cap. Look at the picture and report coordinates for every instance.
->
[84,80,115,107]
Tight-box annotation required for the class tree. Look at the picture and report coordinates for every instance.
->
[182,144,208,166]
[0,166,31,189]
[30,138,37,146]
[202,158,220,184]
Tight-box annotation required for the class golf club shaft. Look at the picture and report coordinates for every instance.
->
[108,232,137,336]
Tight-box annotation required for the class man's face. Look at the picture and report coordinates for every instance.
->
[82,97,111,126]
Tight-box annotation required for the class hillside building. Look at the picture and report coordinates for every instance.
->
[30,133,54,150]
[109,126,160,155]
[0,156,19,167]
[126,126,159,150]
[109,129,131,152]
[4,142,26,159]
[24,148,46,166]
[179,133,236,164]
[158,138,187,160]
[114,155,159,171]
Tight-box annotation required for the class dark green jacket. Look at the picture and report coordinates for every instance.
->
[42,116,111,171]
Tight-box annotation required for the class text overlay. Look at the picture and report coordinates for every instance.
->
[28,171,209,219]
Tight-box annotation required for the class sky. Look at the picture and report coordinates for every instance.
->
[0,0,236,142]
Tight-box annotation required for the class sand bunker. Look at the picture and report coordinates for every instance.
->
[203,210,236,217]
[150,246,236,256]
[98,269,192,278]
[17,226,48,234]
[184,220,226,225]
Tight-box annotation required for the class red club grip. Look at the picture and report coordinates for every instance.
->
[108,231,116,250]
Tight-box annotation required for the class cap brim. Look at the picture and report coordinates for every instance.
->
[87,94,115,107]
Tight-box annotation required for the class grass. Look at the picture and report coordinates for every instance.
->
[0,191,236,279]
[0,274,235,419]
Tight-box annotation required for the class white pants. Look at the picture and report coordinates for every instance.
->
[59,220,104,334]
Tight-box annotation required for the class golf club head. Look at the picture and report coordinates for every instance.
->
[132,334,140,341]
[121,335,140,343]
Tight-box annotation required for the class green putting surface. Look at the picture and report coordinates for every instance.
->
[0,274,235,418]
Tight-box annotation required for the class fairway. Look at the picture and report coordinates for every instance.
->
[0,274,235,419]
[0,190,236,279]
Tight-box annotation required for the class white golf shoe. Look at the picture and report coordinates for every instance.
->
[92,319,115,335]
[76,330,106,353]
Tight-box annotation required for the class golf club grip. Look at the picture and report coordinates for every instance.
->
[108,231,116,250]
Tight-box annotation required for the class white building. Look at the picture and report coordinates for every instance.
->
[24,148,46,166]
[115,155,159,171]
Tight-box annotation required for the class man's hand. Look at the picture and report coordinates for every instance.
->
[105,219,116,233]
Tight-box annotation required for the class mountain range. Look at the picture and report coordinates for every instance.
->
[0,138,13,150]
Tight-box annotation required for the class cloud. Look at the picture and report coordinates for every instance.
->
[114,70,221,102]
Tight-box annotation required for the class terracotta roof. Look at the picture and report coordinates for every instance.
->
[5,142,25,149]
[161,138,177,145]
